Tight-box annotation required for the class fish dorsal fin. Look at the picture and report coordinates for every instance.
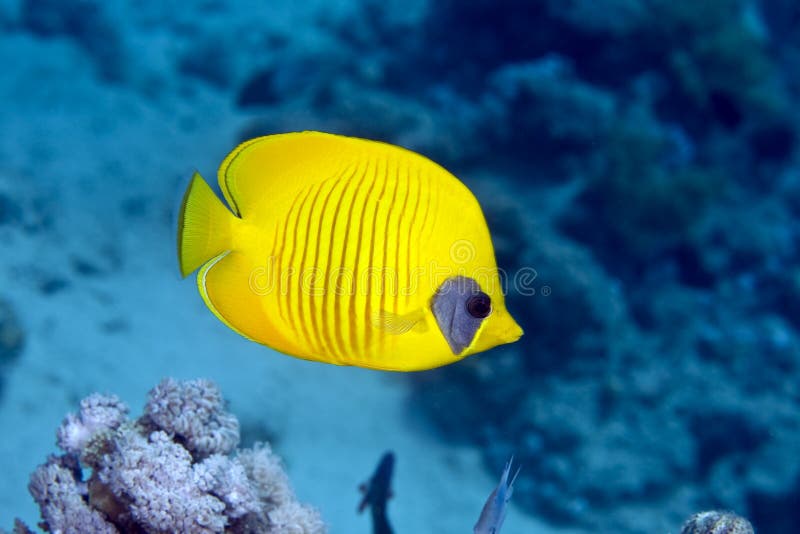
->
[371,310,428,335]
[217,132,358,218]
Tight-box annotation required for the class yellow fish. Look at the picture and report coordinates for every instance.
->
[177,131,522,371]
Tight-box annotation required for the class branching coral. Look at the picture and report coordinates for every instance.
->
[16,378,325,534]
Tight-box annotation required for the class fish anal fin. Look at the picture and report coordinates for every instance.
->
[197,251,293,351]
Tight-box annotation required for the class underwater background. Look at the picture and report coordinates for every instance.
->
[1,0,799,532]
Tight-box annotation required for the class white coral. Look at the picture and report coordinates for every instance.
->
[268,501,326,534]
[145,378,240,458]
[56,393,128,456]
[237,443,294,506]
[22,379,327,534]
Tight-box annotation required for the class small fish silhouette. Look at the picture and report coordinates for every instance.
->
[474,457,520,534]
[358,451,395,534]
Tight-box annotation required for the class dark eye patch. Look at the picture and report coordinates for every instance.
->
[432,276,492,355]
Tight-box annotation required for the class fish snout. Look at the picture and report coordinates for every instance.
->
[500,318,524,344]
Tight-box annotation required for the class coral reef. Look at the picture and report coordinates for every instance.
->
[15,379,325,534]
[681,510,755,534]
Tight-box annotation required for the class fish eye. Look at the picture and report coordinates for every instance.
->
[466,292,492,319]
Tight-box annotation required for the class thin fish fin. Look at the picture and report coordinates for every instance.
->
[474,457,519,534]
[197,251,293,351]
[357,482,370,514]
[177,171,238,277]
[507,464,521,501]
[371,310,427,335]
[499,457,520,501]
[501,456,514,486]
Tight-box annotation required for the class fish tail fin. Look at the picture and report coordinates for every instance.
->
[177,171,238,278]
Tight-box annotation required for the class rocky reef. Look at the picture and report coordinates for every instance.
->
[390,2,800,533]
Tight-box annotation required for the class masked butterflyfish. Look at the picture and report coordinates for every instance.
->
[177,131,523,371]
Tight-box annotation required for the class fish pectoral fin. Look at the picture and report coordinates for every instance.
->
[370,310,427,335]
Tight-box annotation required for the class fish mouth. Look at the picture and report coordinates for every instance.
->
[501,321,524,344]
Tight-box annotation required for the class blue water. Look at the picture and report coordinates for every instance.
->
[1,1,798,533]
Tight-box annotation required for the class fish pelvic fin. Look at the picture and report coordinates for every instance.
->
[177,171,239,277]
